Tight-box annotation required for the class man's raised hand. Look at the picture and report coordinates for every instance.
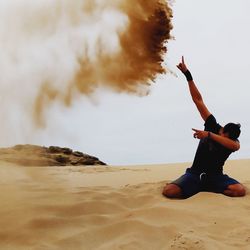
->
[177,56,188,73]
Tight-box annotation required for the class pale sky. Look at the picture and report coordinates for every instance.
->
[2,0,250,165]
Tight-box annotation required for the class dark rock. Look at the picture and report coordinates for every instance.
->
[47,146,62,154]
[70,156,106,166]
[73,158,94,165]
[72,151,84,157]
[55,155,69,165]
[61,147,73,155]
[94,160,106,165]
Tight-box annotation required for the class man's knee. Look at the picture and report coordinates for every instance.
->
[162,184,182,199]
[224,184,246,197]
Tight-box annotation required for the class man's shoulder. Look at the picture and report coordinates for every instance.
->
[204,114,222,133]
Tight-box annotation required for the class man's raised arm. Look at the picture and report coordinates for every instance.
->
[177,56,211,121]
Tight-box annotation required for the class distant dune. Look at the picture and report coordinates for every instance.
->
[0,144,106,166]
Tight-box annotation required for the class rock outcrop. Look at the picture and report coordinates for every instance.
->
[0,144,106,166]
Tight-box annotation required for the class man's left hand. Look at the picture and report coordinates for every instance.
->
[192,128,209,139]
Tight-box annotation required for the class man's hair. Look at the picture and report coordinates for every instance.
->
[223,123,241,140]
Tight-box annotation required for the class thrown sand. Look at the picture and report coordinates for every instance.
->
[0,159,249,250]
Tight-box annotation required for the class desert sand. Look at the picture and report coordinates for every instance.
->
[0,158,250,250]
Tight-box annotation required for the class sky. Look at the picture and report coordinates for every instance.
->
[1,0,250,165]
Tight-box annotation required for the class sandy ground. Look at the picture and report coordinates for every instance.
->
[0,159,250,250]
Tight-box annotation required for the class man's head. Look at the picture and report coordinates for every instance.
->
[222,123,241,140]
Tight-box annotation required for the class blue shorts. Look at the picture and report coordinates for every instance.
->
[171,168,240,198]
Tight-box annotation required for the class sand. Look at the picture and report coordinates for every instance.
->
[0,159,250,250]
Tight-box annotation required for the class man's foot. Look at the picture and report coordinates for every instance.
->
[162,184,183,199]
[223,183,246,197]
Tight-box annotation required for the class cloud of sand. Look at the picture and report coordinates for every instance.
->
[0,0,173,133]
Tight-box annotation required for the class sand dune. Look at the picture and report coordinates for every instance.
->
[0,160,249,249]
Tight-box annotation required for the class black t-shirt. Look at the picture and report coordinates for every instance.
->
[190,114,236,175]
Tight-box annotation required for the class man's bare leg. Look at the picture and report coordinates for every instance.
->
[162,184,183,199]
[223,184,246,197]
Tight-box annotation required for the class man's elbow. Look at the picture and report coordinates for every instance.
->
[232,143,240,152]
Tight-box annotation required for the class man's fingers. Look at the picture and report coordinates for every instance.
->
[177,64,182,70]
[192,128,198,138]
[182,56,185,64]
[193,132,199,138]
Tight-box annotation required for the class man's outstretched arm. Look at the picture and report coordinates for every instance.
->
[177,56,211,121]
[192,128,240,151]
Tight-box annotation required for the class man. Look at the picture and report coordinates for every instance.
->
[162,56,246,199]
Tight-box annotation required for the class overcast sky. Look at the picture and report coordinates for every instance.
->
[2,0,250,165]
